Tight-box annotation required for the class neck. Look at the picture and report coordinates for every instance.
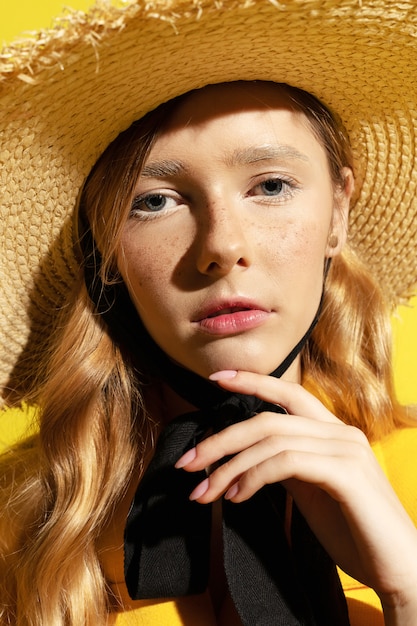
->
[145,380,198,426]
[145,354,302,429]
[279,356,302,384]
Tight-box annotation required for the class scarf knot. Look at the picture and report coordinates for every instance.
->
[124,399,349,626]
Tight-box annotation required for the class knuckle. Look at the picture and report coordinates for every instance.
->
[346,424,369,446]
[256,412,282,434]
[278,448,298,470]
[197,430,224,455]
[239,463,263,491]
[210,457,236,485]
[263,434,283,456]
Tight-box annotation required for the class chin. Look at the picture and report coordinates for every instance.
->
[192,350,302,382]
[174,335,302,380]
[192,356,286,379]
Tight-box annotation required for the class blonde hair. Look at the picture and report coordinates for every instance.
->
[0,281,148,624]
[304,247,415,441]
[0,82,414,624]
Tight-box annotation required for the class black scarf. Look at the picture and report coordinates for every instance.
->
[82,231,350,625]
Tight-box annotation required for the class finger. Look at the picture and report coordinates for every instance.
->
[209,370,340,424]
[190,448,339,504]
[189,433,364,504]
[176,410,365,473]
[228,449,348,503]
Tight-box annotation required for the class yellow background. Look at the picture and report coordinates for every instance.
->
[0,1,416,444]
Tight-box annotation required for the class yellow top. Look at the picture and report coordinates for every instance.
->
[1,407,416,625]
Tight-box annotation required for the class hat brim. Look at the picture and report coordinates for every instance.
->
[1,0,417,397]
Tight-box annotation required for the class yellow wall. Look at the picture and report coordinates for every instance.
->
[1,1,416,416]
[392,296,417,405]
[0,0,92,44]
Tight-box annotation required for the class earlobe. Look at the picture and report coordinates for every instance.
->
[326,213,347,257]
[325,230,343,258]
[326,167,354,258]
[327,234,339,249]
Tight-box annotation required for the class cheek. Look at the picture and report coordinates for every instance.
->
[262,219,329,278]
[118,233,178,310]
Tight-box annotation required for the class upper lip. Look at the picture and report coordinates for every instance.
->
[193,297,270,322]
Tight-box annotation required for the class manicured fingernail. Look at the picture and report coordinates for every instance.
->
[189,478,209,501]
[209,370,238,381]
[225,483,239,500]
[175,447,197,469]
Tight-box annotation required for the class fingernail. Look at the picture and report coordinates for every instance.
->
[225,483,239,500]
[175,447,197,469]
[209,370,238,381]
[189,478,209,501]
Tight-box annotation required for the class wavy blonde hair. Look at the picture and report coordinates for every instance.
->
[0,82,414,624]
[304,247,415,440]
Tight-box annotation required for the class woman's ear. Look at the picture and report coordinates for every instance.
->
[326,167,354,258]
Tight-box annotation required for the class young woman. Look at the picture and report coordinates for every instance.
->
[1,2,417,626]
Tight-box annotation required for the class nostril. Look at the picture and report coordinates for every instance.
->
[206,261,220,272]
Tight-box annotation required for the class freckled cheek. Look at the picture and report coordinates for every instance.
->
[119,238,178,311]
[261,222,328,278]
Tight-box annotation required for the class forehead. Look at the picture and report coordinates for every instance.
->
[162,82,305,129]
[147,82,326,162]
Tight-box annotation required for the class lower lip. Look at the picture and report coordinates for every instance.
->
[196,310,270,335]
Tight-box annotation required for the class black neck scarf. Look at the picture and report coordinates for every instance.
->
[82,230,350,626]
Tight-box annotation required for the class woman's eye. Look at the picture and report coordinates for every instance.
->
[247,176,299,204]
[254,178,286,197]
[130,193,179,216]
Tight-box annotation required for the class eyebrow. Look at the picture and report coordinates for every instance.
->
[139,144,309,179]
[225,144,310,167]
[140,160,187,178]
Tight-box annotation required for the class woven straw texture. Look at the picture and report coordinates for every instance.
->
[1,0,417,400]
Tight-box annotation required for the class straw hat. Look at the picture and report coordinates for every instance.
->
[1,0,417,401]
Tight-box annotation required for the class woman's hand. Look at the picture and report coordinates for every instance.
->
[175,370,417,623]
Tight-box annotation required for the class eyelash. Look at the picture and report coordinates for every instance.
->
[129,176,299,221]
[129,192,182,221]
[249,175,299,202]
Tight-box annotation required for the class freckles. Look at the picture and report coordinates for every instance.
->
[294,226,320,264]
[142,232,180,265]
[126,238,173,289]
[262,221,325,271]
[123,223,194,303]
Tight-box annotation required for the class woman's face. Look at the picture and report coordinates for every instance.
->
[117,82,351,381]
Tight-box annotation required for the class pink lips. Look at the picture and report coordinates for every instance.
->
[194,300,271,335]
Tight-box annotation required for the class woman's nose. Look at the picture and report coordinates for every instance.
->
[195,200,253,276]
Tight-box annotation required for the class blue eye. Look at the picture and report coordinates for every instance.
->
[259,179,284,196]
[249,176,298,202]
[132,194,168,213]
